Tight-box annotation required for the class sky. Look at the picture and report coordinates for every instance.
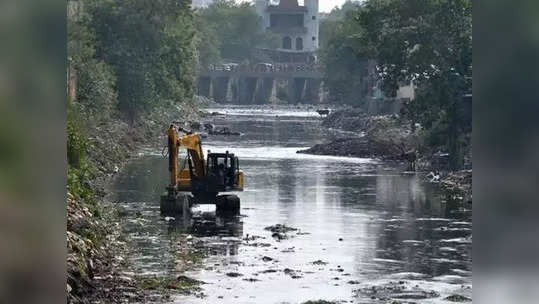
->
[318,0,349,13]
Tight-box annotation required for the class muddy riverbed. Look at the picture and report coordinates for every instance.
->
[109,105,472,304]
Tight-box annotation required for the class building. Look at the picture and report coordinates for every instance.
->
[255,0,319,53]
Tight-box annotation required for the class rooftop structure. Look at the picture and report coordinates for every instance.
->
[255,0,319,53]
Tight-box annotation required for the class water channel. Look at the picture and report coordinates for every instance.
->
[109,105,472,304]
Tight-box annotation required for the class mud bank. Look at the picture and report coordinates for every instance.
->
[299,109,472,203]
[298,110,417,163]
[67,103,201,303]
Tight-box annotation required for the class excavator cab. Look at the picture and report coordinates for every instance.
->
[206,152,242,192]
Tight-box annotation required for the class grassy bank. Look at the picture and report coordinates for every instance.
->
[66,101,203,303]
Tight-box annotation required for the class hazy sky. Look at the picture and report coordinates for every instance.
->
[318,0,348,13]
[238,1,350,13]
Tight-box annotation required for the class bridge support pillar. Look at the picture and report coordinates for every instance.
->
[287,78,308,104]
[198,77,212,98]
[287,78,296,104]
[212,77,230,103]
[305,78,322,104]
[238,77,258,104]
[255,78,275,104]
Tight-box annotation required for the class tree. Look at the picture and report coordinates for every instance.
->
[88,0,197,121]
[319,5,370,105]
[68,5,117,119]
[196,0,279,62]
[357,0,472,169]
[194,15,221,69]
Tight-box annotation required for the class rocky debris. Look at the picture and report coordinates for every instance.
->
[245,242,272,247]
[265,224,300,241]
[262,256,274,262]
[243,234,264,242]
[424,169,472,203]
[445,294,472,302]
[440,170,472,203]
[281,247,295,253]
[189,121,201,130]
[264,224,298,234]
[203,123,215,132]
[283,268,302,279]
[135,275,205,297]
[354,281,441,302]
[316,109,330,116]
[202,122,241,136]
[299,114,418,164]
[209,126,241,136]
[321,108,369,132]
[176,275,206,286]
[271,232,287,240]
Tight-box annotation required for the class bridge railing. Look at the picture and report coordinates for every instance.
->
[204,63,324,74]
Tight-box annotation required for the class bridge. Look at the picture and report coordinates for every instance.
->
[197,65,324,104]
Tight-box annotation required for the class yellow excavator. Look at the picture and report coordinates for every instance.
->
[160,124,244,215]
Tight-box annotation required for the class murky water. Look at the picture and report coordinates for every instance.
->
[110,105,472,303]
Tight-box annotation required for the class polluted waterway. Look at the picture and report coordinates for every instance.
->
[109,105,472,304]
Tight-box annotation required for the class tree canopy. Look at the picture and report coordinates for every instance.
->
[319,3,368,105]
[85,0,197,121]
[319,0,472,168]
[195,0,279,64]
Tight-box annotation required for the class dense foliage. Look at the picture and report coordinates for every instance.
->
[358,0,472,168]
[319,2,368,104]
[67,0,200,204]
[86,0,197,121]
[195,0,279,65]
[319,0,472,168]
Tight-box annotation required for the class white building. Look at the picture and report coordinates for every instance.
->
[255,0,319,52]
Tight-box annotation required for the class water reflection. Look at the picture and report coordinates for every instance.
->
[167,212,243,238]
[110,106,471,303]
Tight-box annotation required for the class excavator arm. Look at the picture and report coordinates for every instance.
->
[167,125,205,191]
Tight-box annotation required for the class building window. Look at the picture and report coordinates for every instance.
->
[282,36,292,50]
[296,37,303,50]
[312,16,316,20]
[312,36,316,41]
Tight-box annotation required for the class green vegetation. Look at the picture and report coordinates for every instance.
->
[67,0,199,301]
[319,0,472,169]
[195,0,279,65]
[87,0,197,122]
[319,2,367,105]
